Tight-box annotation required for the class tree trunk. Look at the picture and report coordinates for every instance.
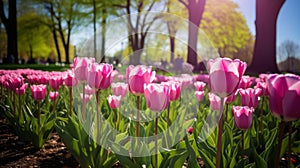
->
[170,36,175,63]
[247,0,285,75]
[51,11,61,63]
[52,28,61,63]
[93,0,97,61]
[29,44,33,61]
[187,14,199,67]
[100,8,106,63]
[184,0,206,72]
[65,25,71,64]
[0,0,18,64]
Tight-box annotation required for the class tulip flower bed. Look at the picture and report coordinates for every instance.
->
[0,57,300,168]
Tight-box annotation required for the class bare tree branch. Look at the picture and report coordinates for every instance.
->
[178,0,188,9]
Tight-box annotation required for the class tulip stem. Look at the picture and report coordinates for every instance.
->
[288,122,292,168]
[241,130,244,158]
[155,112,158,168]
[275,120,285,168]
[225,103,229,122]
[216,98,224,168]
[117,109,121,131]
[96,90,101,143]
[82,83,86,121]
[18,93,22,120]
[38,101,41,132]
[13,92,16,115]
[53,98,56,114]
[69,87,72,116]
[136,96,140,137]
[167,104,170,126]
[259,96,265,133]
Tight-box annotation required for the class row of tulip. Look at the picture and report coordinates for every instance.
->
[0,57,299,167]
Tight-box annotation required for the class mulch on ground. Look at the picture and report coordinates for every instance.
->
[0,117,79,168]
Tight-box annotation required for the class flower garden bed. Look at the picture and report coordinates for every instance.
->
[0,57,300,167]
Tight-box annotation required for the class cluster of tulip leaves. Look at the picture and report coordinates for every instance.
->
[194,94,300,168]
[0,86,60,148]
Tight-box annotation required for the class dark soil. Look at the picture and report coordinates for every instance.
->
[0,117,80,168]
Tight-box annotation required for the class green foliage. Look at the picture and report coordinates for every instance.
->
[200,0,252,60]
[18,12,53,59]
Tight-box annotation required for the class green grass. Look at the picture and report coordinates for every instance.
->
[0,64,70,72]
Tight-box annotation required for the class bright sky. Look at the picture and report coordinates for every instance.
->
[232,0,300,48]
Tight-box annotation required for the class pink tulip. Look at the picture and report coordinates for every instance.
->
[7,75,24,90]
[49,76,63,91]
[239,88,262,108]
[111,82,128,97]
[127,65,155,95]
[117,74,125,82]
[64,71,78,87]
[16,83,28,95]
[255,81,268,96]
[74,57,94,81]
[208,93,221,111]
[30,84,47,101]
[38,75,49,85]
[259,73,269,82]
[98,63,113,90]
[162,81,181,101]
[267,74,300,121]
[238,75,253,89]
[232,106,254,130]
[144,83,169,112]
[49,91,59,101]
[207,58,247,98]
[177,76,193,87]
[126,65,135,82]
[195,91,205,101]
[194,74,209,83]
[194,81,206,91]
[108,95,122,109]
[87,63,113,90]
[225,91,237,103]
[87,63,103,89]
[85,85,95,95]
[80,93,92,103]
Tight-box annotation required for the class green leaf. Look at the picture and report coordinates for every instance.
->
[253,148,267,168]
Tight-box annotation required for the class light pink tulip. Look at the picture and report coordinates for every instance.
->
[74,57,94,81]
[195,91,205,101]
[232,106,254,130]
[87,63,113,90]
[194,81,206,91]
[238,75,253,89]
[80,93,92,103]
[108,95,122,109]
[98,63,113,90]
[162,81,181,101]
[239,88,262,108]
[30,84,47,101]
[111,82,128,97]
[64,71,78,87]
[208,93,221,111]
[144,83,169,112]
[207,58,247,98]
[267,74,300,121]
[127,65,155,95]
[49,91,59,101]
